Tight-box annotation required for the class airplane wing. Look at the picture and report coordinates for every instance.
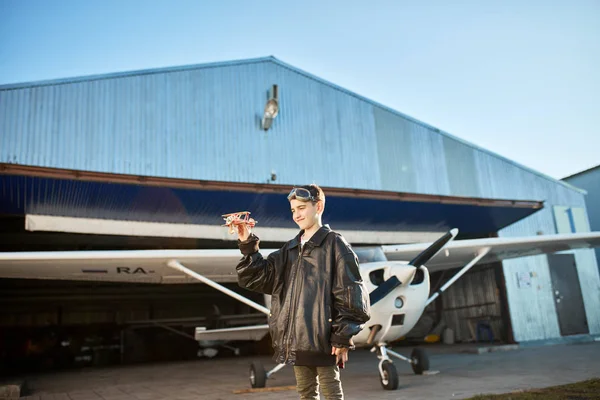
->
[195,325,269,342]
[0,248,277,283]
[3,232,599,282]
[382,232,600,272]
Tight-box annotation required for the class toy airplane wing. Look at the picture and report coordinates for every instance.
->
[221,211,257,234]
[195,325,269,342]
[221,211,251,216]
[382,232,600,272]
[0,248,277,283]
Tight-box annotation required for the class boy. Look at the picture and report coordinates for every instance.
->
[235,184,370,400]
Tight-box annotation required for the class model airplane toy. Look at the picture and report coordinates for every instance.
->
[1,211,600,390]
[222,211,257,234]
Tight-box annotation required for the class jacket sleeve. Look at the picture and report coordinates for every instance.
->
[236,233,283,295]
[330,236,371,349]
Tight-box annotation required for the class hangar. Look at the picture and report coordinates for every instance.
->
[1,56,598,372]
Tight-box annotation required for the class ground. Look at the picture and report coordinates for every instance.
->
[14,341,600,400]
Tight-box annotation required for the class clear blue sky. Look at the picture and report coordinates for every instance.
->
[1,0,598,180]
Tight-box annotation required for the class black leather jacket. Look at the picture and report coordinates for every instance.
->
[237,225,371,366]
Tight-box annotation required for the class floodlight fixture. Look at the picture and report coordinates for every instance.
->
[262,85,279,131]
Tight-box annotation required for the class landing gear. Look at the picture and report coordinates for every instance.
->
[249,362,286,388]
[374,345,399,391]
[410,348,429,375]
[372,344,431,390]
[250,361,266,388]
[379,360,398,390]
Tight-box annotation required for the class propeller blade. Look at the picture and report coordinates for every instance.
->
[369,276,401,306]
[408,228,458,268]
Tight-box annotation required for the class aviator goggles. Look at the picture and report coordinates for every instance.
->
[287,187,318,202]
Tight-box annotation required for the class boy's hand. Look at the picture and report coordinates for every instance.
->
[331,346,349,369]
[237,223,251,242]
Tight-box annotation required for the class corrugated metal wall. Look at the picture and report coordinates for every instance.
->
[564,167,600,271]
[1,61,282,183]
[499,206,600,341]
[0,59,381,190]
[0,57,586,201]
[1,57,598,342]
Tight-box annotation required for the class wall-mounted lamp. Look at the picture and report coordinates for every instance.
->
[262,85,279,131]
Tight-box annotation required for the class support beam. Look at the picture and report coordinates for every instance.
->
[167,260,270,315]
[426,247,491,307]
[266,363,286,378]
[386,348,412,363]
[149,322,195,340]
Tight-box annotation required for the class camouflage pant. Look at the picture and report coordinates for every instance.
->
[293,365,344,400]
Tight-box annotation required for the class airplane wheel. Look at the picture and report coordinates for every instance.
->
[379,360,398,390]
[250,361,267,388]
[410,348,429,375]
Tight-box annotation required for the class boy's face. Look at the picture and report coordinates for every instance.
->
[290,198,322,231]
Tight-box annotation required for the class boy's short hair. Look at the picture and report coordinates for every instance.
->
[289,184,326,207]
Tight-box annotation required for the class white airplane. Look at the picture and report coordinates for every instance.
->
[1,229,600,390]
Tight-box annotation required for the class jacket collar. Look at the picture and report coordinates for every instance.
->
[289,224,332,249]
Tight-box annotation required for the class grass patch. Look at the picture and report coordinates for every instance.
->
[467,378,600,399]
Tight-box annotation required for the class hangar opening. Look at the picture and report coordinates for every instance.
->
[413,259,513,345]
[0,166,547,375]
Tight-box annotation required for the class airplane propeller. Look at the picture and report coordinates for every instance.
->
[369,228,459,306]
[408,228,459,268]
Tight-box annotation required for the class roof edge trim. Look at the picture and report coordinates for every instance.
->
[0,56,277,91]
[1,163,544,210]
[562,164,600,181]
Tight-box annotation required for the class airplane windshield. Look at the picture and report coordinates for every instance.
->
[354,246,387,263]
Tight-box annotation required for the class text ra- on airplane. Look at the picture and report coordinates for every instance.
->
[1,230,600,390]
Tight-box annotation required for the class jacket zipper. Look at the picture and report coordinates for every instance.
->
[284,247,303,363]
[347,287,352,310]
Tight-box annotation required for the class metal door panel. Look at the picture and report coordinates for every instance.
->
[547,254,589,336]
